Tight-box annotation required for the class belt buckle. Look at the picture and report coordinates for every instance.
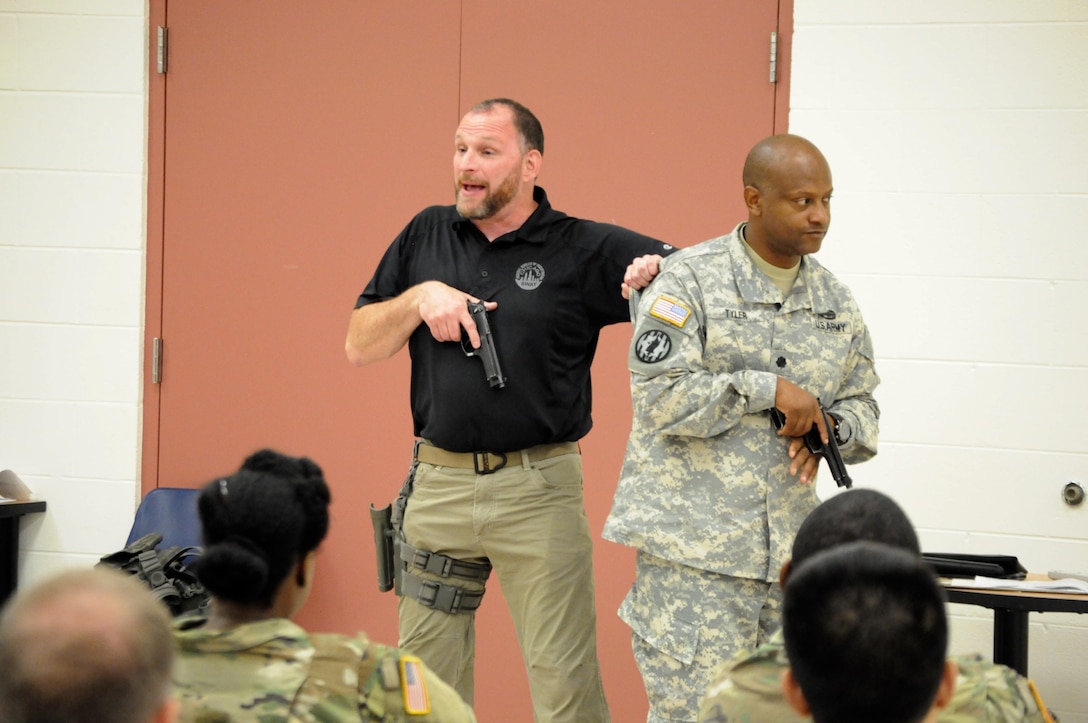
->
[473,451,507,475]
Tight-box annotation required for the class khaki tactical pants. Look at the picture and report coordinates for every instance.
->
[398,448,609,723]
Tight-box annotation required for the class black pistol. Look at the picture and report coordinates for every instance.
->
[462,301,506,388]
[770,407,852,488]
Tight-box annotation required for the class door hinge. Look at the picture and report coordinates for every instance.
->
[157,26,168,74]
[769,31,778,84]
[152,337,163,384]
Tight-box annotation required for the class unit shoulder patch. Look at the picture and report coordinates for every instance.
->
[634,329,673,364]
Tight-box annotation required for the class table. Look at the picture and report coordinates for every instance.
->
[943,574,1088,676]
[0,500,47,605]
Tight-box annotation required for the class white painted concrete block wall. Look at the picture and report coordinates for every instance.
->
[3,0,1086,717]
[795,1,1088,718]
[0,0,146,581]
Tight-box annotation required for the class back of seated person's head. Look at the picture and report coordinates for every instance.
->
[192,448,331,609]
[789,488,920,573]
[782,541,950,723]
[0,568,177,723]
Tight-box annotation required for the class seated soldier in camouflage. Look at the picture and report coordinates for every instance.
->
[782,541,959,723]
[696,489,1051,723]
[173,449,475,723]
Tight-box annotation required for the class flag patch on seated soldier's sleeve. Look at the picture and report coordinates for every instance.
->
[649,294,691,327]
[400,655,431,715]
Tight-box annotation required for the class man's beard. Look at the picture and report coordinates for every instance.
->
[456,170,520,220]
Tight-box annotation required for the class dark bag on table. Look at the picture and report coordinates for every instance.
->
[922,552,1027,580]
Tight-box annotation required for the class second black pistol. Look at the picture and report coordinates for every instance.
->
[770,407,852,488]
[462,300,506,389]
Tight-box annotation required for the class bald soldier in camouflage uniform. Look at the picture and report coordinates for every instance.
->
[174,617,475,722]
[604,134,880,722]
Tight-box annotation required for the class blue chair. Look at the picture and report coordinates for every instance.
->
[126,487,203,553]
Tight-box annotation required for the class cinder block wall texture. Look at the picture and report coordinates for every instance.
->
[793,2,1088,718]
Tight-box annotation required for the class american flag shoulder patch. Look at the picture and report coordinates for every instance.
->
[400,655,432,715]
[649,294,692,328]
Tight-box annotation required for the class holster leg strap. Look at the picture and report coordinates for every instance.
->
[399,543,492,583]
[399,570,485,614]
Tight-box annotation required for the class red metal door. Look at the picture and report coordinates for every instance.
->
[145,2,790,719]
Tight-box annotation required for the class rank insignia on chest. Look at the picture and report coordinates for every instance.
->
[649,294,691,328]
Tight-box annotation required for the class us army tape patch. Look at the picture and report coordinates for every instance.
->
[635,329,672,363]
[400,655,431,715]
[649,294,691,328]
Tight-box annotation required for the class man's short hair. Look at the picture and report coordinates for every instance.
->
[470,98,545,155]
[0,567,175,723]
[783,541,949,723]
[790,488,920,569]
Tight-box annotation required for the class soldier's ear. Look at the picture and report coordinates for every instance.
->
[744,185,762,216]
[780,668,810,716]
[933,660,959,711]
[154,696,180,723]
[779,559,793,588]
[295,561,306,587]
[295,551,317,588]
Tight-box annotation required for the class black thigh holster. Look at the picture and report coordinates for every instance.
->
[397,542,492,614]
[370,442,493,614]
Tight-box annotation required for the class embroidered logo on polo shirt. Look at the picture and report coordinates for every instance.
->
[635,330,672,363]
[649,294,691,328]
[515,262,545,290]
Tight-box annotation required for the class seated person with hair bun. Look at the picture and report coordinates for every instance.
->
[172,449,476,723]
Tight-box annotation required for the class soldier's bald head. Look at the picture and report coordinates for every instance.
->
[742,134,829,191]
[0,568,177,723]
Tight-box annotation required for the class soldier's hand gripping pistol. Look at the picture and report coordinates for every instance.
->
[462,300,506,388]
[770,407,852,488]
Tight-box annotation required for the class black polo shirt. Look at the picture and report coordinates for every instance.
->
[356,187,673,452]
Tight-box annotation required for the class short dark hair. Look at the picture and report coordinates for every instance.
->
[471,98,544,155]
[783,541,949,723]
[0,568,175,723]
[192,448,331,608]
[790,489,920,570]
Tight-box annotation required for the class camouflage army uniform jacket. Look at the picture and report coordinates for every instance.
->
[173,616,476,722]
[696,630,1049,722]
[604,224,880,580]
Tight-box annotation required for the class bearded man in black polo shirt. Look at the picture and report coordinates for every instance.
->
[345,98,672,722]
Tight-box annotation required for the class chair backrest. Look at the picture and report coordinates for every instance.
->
[126,487,203,551]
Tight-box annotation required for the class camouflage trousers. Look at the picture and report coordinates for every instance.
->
[620,552,782,723]
[398,450,608,723]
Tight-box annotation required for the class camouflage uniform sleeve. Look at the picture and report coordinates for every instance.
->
[629,247,778,439]
[697,636,806,723]
[359,643,476,723]
[938,655,1048,722]
[415,659,477,723]
[824,309,879,464]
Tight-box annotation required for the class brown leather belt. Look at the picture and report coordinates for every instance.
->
[414,441,579,474]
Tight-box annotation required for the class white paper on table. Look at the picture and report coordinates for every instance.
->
[942,576,1088,595]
